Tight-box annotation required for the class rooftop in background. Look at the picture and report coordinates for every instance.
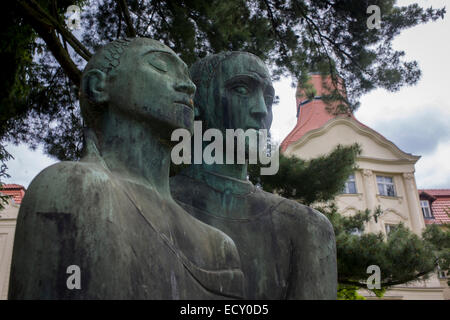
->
[419,189,450,225]
[0,184,26,205]
[280,74,410,155]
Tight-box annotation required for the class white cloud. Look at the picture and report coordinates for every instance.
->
[355,0,450,188]
[4,144,58,189]
[271,77,297,144]
[362,103,450,155]
[415,141,450,188]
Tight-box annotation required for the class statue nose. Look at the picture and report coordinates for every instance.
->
[250,94,268,121]
[174,79,196,96]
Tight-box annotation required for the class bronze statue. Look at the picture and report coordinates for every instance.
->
[171,52,337,299]
[9,38,244,299]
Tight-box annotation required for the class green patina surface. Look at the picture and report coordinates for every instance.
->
[8,38,245,299]
[8,39,337,300]
[171,52,338,299]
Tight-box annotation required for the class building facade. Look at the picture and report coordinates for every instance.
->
[419,189,450,299]
[419,189,450,227]
[0,184,25,300]
[281,74,446,299]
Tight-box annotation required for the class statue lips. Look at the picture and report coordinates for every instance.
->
[246,117,266,131]
[245,125,262,132]
[174,97,194,110]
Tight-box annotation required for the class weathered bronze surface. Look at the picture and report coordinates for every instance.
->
[171,52,337,299]
[9,38,244,299]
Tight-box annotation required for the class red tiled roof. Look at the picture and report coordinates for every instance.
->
[280,99,351,152]
[1,184,24,189]
[419,189,450,225]
[281,75,348,151]
[0,184,26,205]
[419,189,450,197]
[280,74,407,153]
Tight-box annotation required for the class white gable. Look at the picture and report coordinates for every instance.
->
[286,118,419,163]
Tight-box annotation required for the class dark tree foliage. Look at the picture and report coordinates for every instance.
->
[318,203,450,292]
[0,145,13,210]
[1,1,84,160]
[423,223,450,286]
[320,203,434,288]
[248,144,361,205]
[0,6,37,143]
[0,0,446,160]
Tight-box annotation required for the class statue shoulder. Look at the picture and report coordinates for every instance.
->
[10,160,118,299]
[269,195,334,238]
[22,160,113,215]
[269,196,337,299]
[169,174,186,193]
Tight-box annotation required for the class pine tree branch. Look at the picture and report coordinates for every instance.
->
[262,0,289,57]
[142,8,157,35]
[134,0,145,33]
[117,0,137,37]
[154,1,171,32]
[117,6,123,39]
[293,2,372,79]
[18,0,92,61]
[16,1,81,86]
[339,268,437,288]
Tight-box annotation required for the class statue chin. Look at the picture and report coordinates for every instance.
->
[136,104,194,139]
[176,104,195,133]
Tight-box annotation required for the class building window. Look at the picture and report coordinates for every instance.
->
[377,175,396,197]
[350,228,362,236]
[385,224,398,236]
[420,200,433,219]
[342,174,357,194]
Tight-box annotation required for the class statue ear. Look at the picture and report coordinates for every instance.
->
[194,106,200,118]
[81,69,109,104]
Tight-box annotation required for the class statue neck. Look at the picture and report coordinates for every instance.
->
[185,135,251,192]
[196,162,248,181]
[98,110,172,198]
[187,162,253,195]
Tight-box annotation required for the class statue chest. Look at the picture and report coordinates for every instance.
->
[176,197,292,299]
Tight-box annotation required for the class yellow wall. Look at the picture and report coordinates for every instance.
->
[284,117,425,236]
[284,117,444,299]
[0,198,18,300]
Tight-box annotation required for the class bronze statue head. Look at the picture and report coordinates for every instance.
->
[190,52,274,133]
[80,37,196,144]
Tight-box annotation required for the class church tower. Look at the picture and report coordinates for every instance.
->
[281,73,355,152]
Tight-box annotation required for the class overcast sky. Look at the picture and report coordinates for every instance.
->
[4,0,449,190]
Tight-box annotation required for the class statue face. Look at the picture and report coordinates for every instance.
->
[208,54,274,132]
[107,39,196,135]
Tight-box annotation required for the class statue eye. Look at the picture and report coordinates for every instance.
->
[233,85,249,95]
[147,55,168,73]
[265,94,274,103]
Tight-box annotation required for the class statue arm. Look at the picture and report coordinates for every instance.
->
[280,204,338,300]
[8,162,109,299]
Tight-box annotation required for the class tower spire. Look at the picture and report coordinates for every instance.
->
[281,74,353,152]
